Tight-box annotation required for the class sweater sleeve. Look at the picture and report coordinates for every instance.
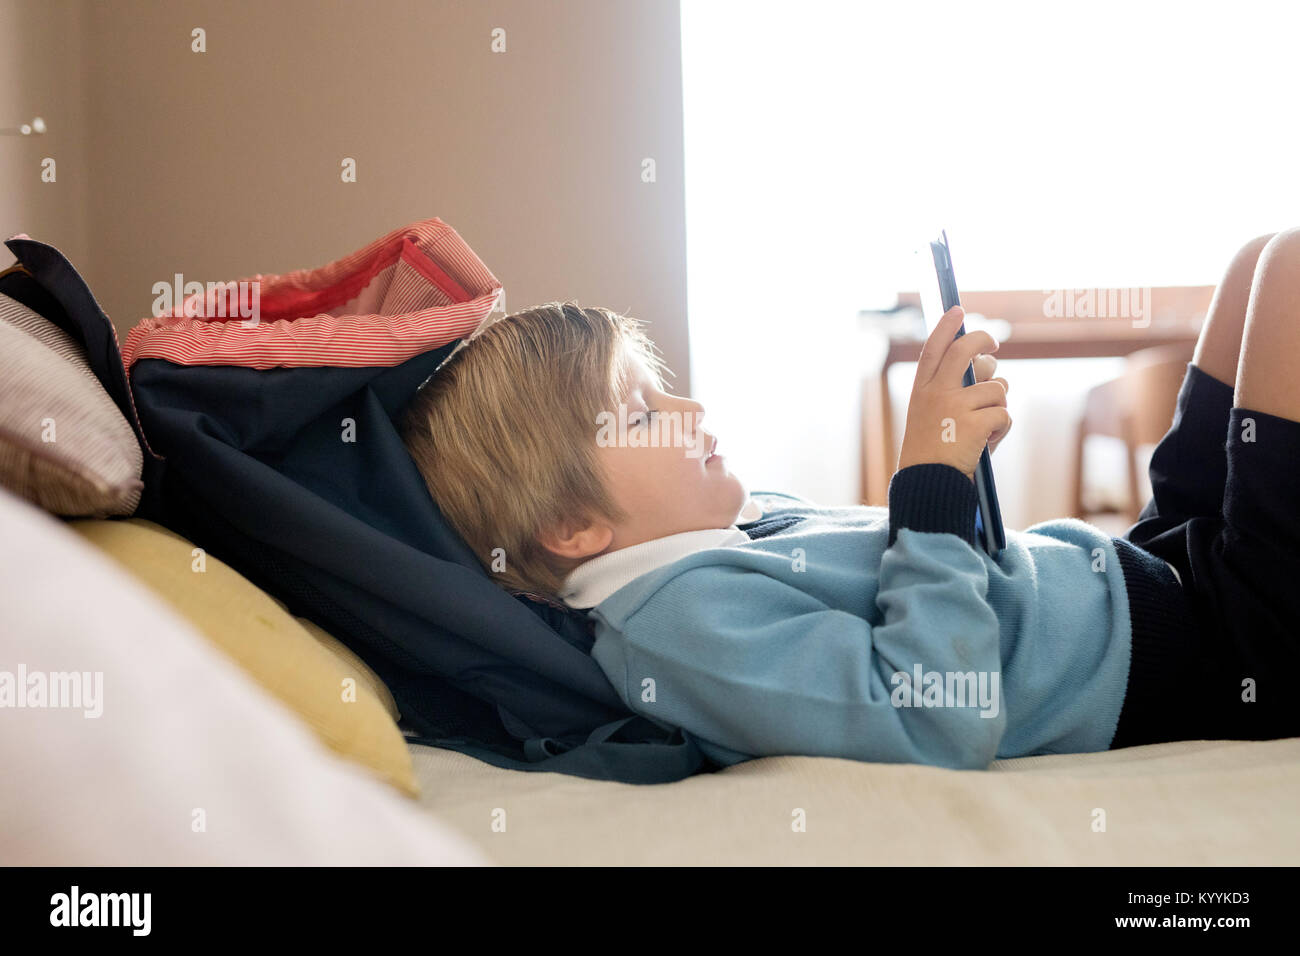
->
[588,529,1006,770]
[888,463,979,547]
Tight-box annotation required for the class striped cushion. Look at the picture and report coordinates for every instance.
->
[0,292,143,516]
[121,218,504,370]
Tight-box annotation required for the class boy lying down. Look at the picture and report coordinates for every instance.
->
[401,231,1300,769]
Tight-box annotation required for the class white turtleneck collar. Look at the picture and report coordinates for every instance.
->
[559,497,762,610]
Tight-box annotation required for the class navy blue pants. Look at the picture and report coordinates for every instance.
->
[1115,363,1300,746]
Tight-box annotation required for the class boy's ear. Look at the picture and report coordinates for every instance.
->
[538,516,614,561]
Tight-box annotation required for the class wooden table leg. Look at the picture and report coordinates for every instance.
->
[861,362,895,506]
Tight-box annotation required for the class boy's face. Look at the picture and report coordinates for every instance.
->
[586,349,749,553]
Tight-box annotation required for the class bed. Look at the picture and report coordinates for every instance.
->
[404,733,1300,865]
[5,225,1298,866]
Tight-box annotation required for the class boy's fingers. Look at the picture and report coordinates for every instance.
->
[971,353,997,383]
[974,406,1013,442]
[961,380,1009,410]
[915,306,965,385]
[937,329,999,386]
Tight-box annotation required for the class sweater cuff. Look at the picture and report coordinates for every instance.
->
[887,463,978,548]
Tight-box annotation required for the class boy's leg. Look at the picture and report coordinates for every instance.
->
[1194,233,1276,388]
[1113,232,1297,749]
[1126,233,1274,542]
[1210,227,1300,737]
[1236,228,1300,418]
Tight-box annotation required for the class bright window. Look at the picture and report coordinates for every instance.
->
[681,0,1300,506]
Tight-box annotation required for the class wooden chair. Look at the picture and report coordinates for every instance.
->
[1072,342,1196,523]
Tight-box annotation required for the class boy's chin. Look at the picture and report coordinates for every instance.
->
[720,477,750,523]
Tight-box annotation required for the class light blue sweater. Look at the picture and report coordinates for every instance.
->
[579,475,1137,770]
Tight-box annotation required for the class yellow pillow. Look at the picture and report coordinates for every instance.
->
[67,517,418,797]
[294,615,402,724]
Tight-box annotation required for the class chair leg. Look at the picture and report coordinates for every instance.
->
[1122,416,1143,524]
[1071,419,1088,519]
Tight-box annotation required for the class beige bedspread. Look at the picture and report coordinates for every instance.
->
[408,737,1300,865]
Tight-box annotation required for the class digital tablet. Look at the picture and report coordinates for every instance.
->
[915,230,1006,557]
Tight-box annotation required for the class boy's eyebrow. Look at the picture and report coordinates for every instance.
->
[617,358,654,402]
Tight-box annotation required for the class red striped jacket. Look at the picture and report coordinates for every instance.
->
[122,218,502,371]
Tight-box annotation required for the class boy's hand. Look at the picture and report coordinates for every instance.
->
[897,305,1012,479]
[971,349,1012,453]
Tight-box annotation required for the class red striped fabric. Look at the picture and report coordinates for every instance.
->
[122,218,503,370]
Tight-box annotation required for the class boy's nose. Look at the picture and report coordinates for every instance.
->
[684,403,706,438]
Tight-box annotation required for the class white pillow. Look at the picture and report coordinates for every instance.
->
[0,485,489,865]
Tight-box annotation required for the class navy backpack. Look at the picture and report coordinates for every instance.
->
[2,225,728,784]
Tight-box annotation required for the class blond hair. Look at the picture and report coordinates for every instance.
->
[399,301,668,603]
